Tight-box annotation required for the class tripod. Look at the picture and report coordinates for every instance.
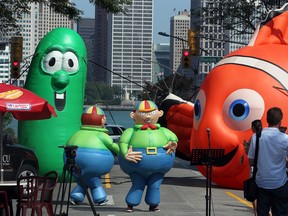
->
[190,130,224,216]
[54,146,99,216]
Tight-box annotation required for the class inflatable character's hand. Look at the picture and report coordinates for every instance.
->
[163,141,178,155]
[125,146,143,163]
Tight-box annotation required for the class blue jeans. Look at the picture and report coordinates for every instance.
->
[118,148,175,206]
[257,181,288,216]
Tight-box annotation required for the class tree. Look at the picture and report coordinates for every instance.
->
[142,74,196,106]
[85,81,122,105]
[2,112,17,143]
[192,0,287,36]
[0,0,132,33]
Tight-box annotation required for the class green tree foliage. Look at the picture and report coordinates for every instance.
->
[85,81,122,105]
[2,113,17,143]
[143,75,196,106]
[0,0,131,33]
[193,0,287,36]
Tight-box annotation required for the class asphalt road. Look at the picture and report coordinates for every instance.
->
[12,157,254,216]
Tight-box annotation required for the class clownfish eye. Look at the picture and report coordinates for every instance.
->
[222,89,264,131]
[193,89,206,130]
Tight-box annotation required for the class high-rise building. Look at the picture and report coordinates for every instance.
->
[190,0,254,86]
[93,6,109,83]
[190,0,225,86]
[107,0,154,99]
[169,10,190,75]
[0,2,72,85]
[153,43,170,82]
[0,44,10,83]
[77,18,95,80]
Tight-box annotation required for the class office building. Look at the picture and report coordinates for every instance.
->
[189,0,225,86]
[0,2,72,85]
[94,6,109,83]
[0,45,10,83]
[169,10,190,75]
[106,0,154,98]
[153,43,170,82]
[77,18,95,80]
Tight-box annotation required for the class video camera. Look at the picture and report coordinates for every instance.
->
[58,145,78,165]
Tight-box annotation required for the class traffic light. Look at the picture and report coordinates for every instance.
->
[188,29,200,56]
[10,36,23,79]
[182,49,190,69]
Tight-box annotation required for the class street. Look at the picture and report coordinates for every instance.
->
[47,157,254,216]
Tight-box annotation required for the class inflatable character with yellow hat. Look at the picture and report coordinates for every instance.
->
[118,100,178,212]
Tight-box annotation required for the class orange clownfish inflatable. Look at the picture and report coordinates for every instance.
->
[160,3,288,189]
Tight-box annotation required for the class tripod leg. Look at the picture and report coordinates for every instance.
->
[65,170,74,215]
[205,164,209,216]
[209,164,212,216]
[54,167,68,215]
[78,175,99,216]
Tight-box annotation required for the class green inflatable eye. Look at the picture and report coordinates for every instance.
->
[42,51,79,74]
[63,52,78,73]
[42,51,62,73]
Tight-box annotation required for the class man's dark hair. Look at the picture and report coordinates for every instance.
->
[251,119,262,133]
[267,107,283,126]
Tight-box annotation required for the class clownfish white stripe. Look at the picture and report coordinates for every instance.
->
[215,56,288,91]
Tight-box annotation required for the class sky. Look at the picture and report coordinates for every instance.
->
[72,0,190,43]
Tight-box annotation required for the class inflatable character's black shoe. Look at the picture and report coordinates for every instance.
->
[126,205,133,213]
[149,205,160,212]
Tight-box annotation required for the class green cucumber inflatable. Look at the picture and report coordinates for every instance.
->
[18,28,87,177]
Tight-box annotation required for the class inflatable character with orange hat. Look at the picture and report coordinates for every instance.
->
[66,106,119,205]
[118,100,178,212]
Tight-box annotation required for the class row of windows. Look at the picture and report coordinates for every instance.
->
[113,55,150,60]
[114,21,152,25]
[131,10,152,14]
[112,64,152,69]
[112,71,151,77]
[133,1,152,5]
[113,25,152,29]
[113,41,152,46]
[113,36,152,41]
[133,6,152,9]
[114,29,152,34]
[113,37,152,41]
[112,46,152,50]
[113,51,152,56]
[114,32,151,37]
[111,66,150,71]
[114,17,152,22]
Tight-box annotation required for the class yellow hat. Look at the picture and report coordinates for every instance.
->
[135,100,158,112]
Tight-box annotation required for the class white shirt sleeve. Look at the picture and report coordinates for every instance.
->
[248,134,256,160]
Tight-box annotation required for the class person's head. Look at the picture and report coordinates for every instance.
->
[130,100,163,125]
[266,107,283,127]
[251,119,262,133]
[81,106,106,127]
